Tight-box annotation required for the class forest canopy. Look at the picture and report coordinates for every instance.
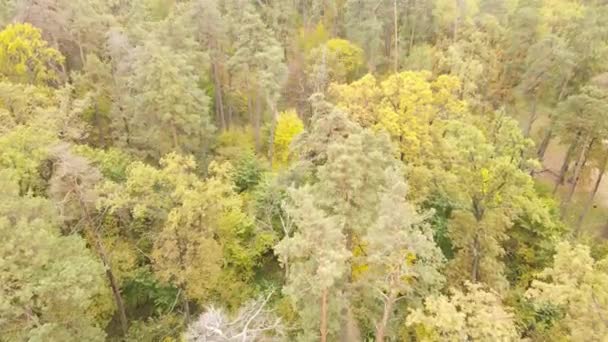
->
[2,0,608,341]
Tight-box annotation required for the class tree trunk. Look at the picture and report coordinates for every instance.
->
[562,137,594,213]
[267,98,278,167]
[409,13,416,55]
[537,125,553,161]
[78,41,86,68]
[375,291,396,342]
[393,0,399,72]
[94,103,105,147]
[524,96,538,137]
[94,232,129,336]
[575,151,608,234]
[454,0,465,42]
[539,77,570,160]
[212,61,226,131]
[254,95,262,152]
[183,293,191,322]
[77,196,128,336]
[170,121,180,152]
[320,288,329,342]
[553,135,579,195]
[122,116,131,147]
[227,103,233,130]
[471,231,481,283]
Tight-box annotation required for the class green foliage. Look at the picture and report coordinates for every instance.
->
[125,314,183,342]
[231,152,265,193]
[0,173,112,341]
[297,23,329,53]
[72,145,132,182]
[121,38,213,160]
[101,153,275,308]
[407,282,518,341]
[0,126,56,194]
[527,241,608,340]
[1,0,607,340]
[122,267,179,316]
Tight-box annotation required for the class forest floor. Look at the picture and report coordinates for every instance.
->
[523,111,608,238]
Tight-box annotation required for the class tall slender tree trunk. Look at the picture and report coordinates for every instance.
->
[524,96,538,137]
[562,137,594,213]
[471,232,481,282]
[320,288,329,342]
[375,291,397,342]
[94,231,129,336]
[539,77,570,160]
[537,125,553,161]
[227,103,233,130]
[122,116,131,147]
[254,95,262,152]
[94,103,105,147]
[393,0,399,72]
[212,61,226,131]
[78,41,86,68]
[454,0,465,42]
[408,4,417,55]
[471,199,483,283]
[553,135,579,195]
[170,121,180,152]
[76,192,128,336]
[575,151,608,234]
[267,98,278,167]
[183,294,191,322]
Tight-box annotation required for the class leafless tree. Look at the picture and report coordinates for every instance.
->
[186,291,284,342]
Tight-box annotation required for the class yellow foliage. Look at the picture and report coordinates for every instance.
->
[539,0,586,36]
[307,38,364,84]
[331,71,468,164]
[329,74,382,127]
[0,23,64,85]
[215,127,256,160]
[298,23,329,53]
[272,109,304,169]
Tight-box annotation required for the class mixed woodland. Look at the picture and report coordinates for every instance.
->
[2,0,608,340]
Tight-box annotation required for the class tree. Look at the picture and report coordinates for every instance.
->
[527,242,608,340]
[406,282,518,341]
[518,35,575,137]
[185,0,229,131]
[275,185,350,342]
[121,38,213,160]
[14,0,113,68]
[0,23,64,85]
[101,153,275,314]
[552,86,608,213]
[306,38,364,90]
[277,95,442,341]
[363,168,445,342]
[0,170,111,341]
[344,0,384,71]
[441,114,545,290]
[71,54,114,147]
[48,144,130,335]
[227,3,287,151]
[0,81,52,133]
[329,71,467,166]
[0,125,56,195]
[270,109,304,170]
[433,0,480,41]
[186,291,284,341]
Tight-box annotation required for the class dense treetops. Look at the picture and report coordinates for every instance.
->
[1,0,608,341]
